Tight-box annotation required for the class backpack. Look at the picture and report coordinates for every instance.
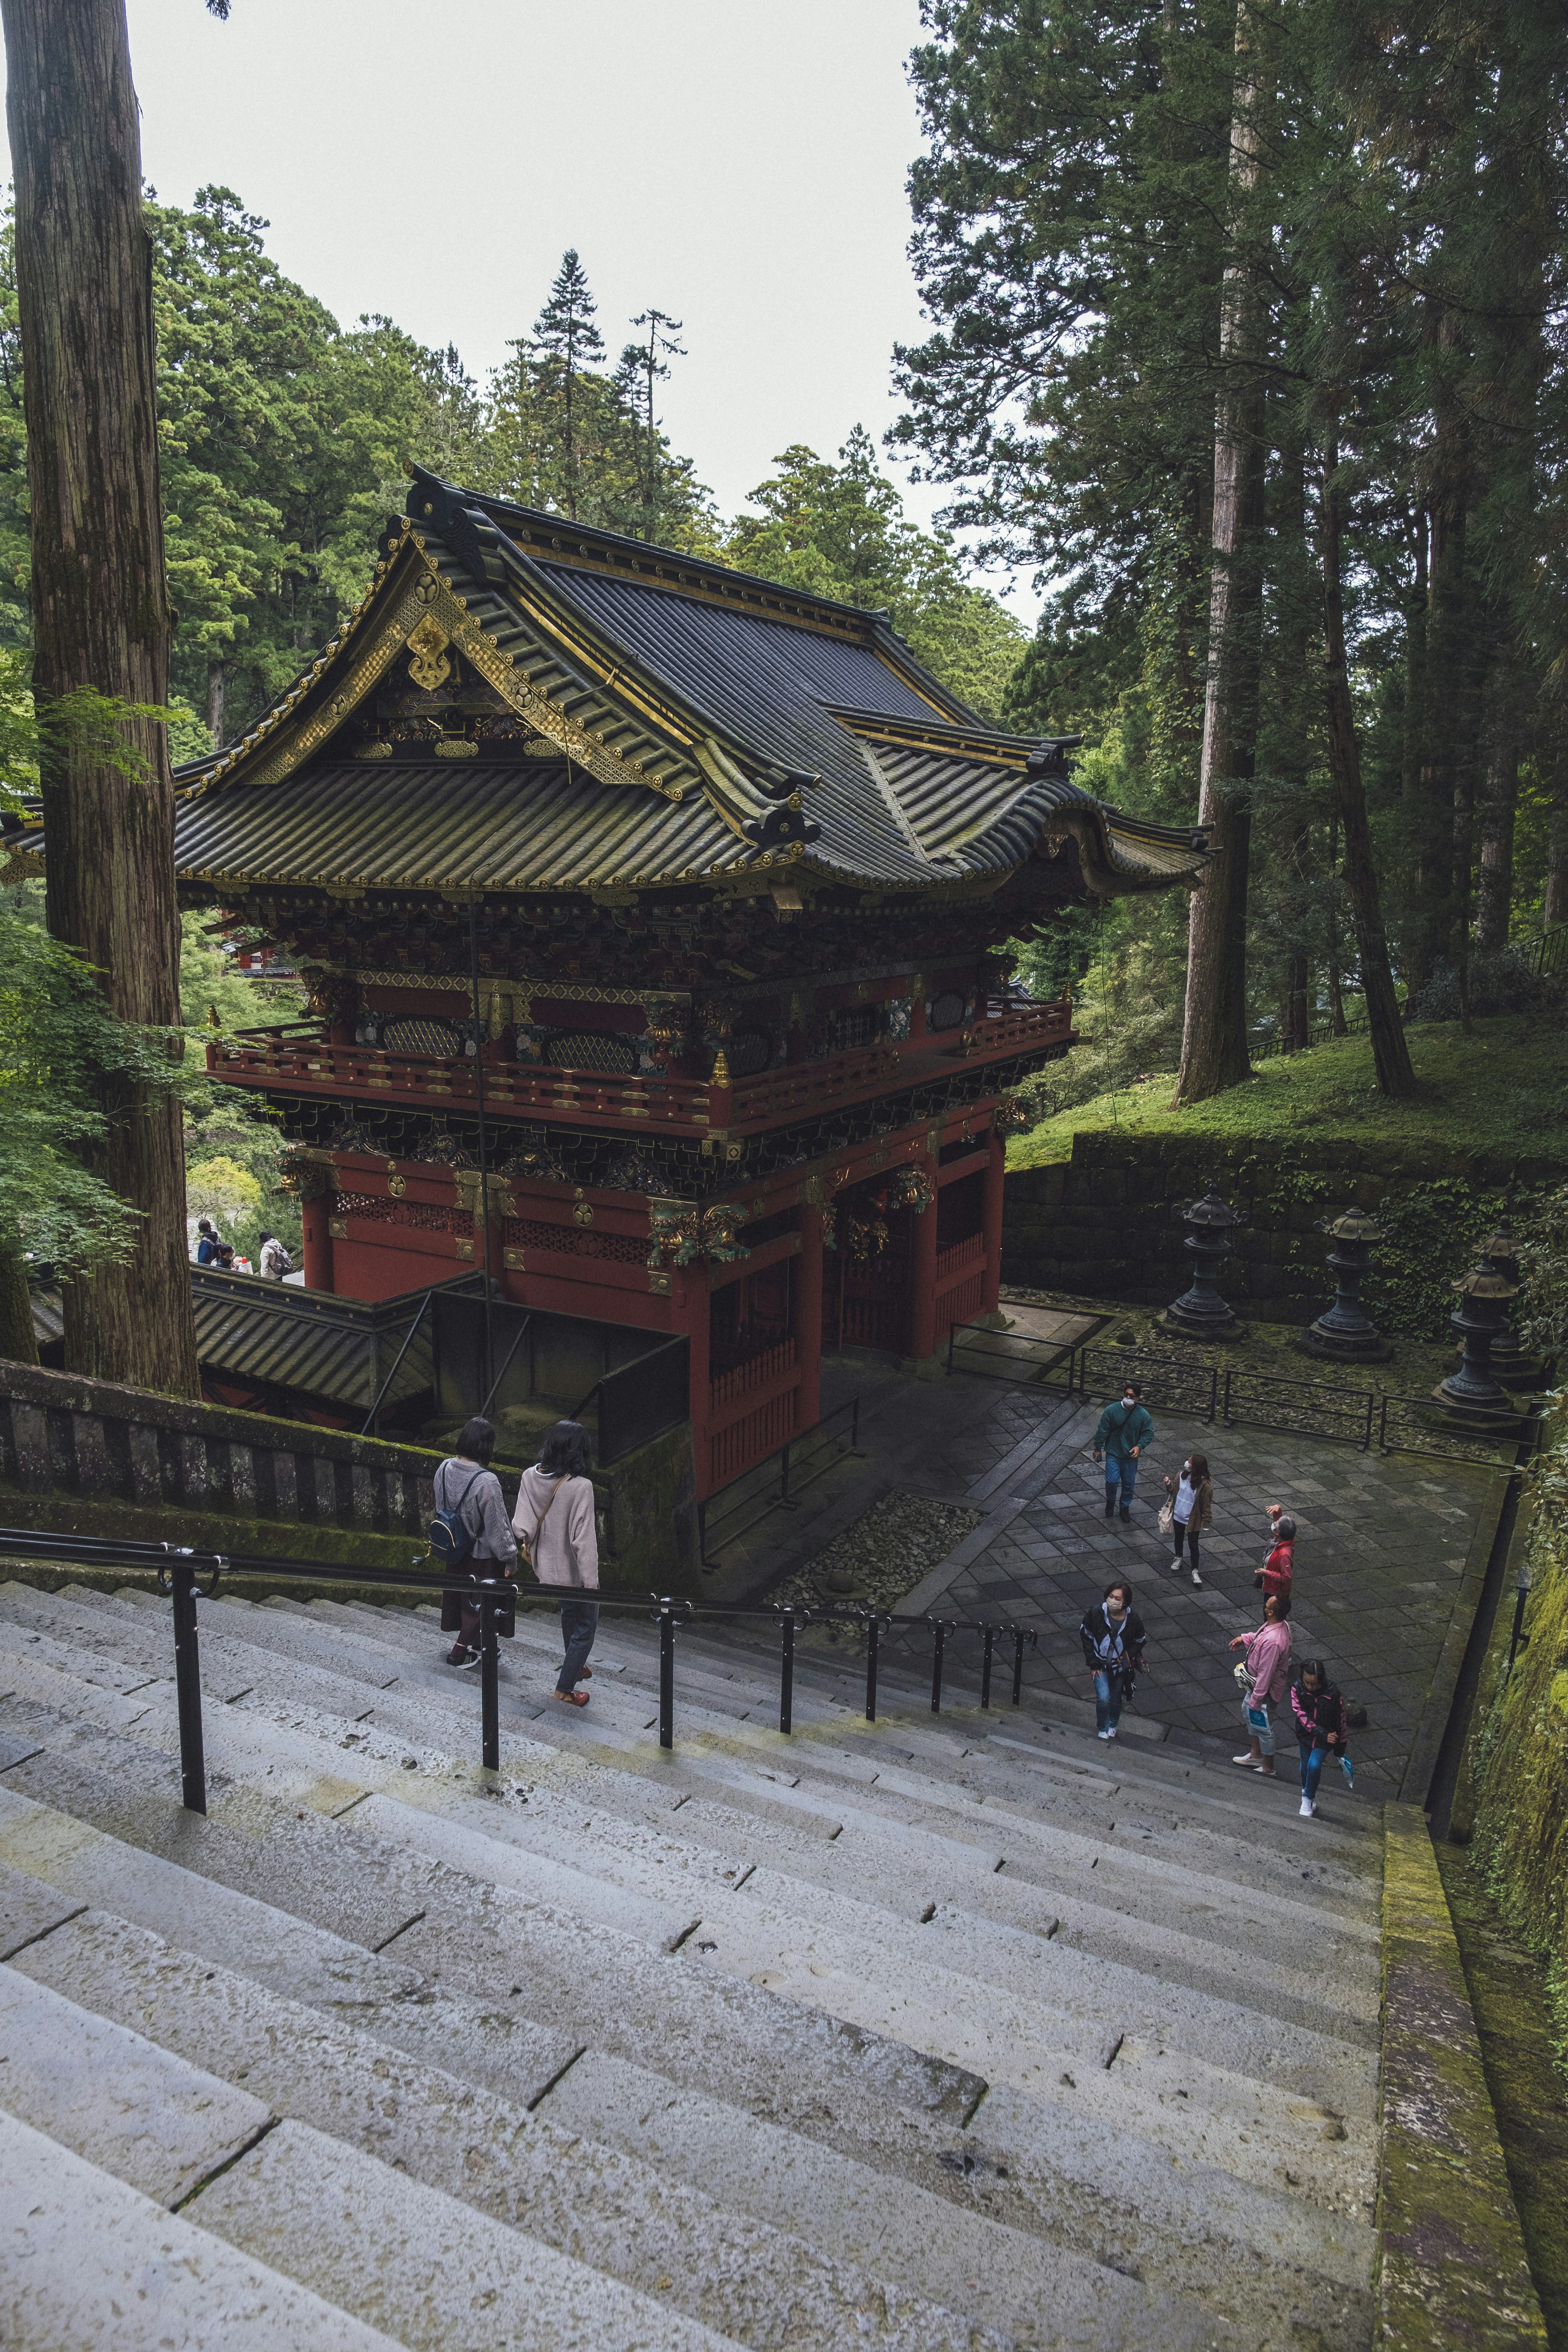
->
[428,1462,486,1568]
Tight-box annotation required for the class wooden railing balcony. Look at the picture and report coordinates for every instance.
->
[207,996,1074,1140]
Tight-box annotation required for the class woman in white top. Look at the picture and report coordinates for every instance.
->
[513,1418,599,1706]
[1163,1451,1213,1587]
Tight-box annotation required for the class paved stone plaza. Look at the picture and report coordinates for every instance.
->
[722,1349,1503,1804]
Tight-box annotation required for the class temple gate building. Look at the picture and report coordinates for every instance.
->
[173,466,1206,1497]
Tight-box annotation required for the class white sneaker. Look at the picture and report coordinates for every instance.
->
[1190,1568,1203,1586]
[1104,1727,1118,1741]
[1298,1797,1314,1817]
[1170,1556,1183,1571]
[1096,1727,1114,1740]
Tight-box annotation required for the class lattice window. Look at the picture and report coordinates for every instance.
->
[333,1193,469,1233]
[724,1025,773,1078]
[542,1030,641,1075]
[503,1218,648,1263]
[928,990,967,1033]
[827,1005,878,1051]
[382,1017,467,1058]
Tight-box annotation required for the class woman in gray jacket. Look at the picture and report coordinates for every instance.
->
[514,1419,599,1706]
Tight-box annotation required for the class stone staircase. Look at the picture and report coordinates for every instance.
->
[0,1574,1386,2350]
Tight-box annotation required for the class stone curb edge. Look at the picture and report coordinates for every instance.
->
[1375,1803,1547,2349]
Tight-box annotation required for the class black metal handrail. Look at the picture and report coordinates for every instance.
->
[0,1525,1036,1817]
[947,1322,1543,1467]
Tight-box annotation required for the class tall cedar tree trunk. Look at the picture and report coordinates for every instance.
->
[1546,718,1568,930]
[1274,422,1312,1054]
[1321,442,1417,1098]
[1474,641,1521,955]
[1413,345,1470,993]
[1324,816,1347,1035]
[1176,2,1265,1103]
[0,1247,40,1364]
[2,0,200,1396]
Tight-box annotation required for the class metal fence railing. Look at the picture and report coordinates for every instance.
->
[945,1324,1542,1469]
[697,1394,862,1568]
[0,1524,1034,1817]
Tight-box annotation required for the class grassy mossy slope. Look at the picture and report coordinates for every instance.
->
[1009,1014,1568,1174]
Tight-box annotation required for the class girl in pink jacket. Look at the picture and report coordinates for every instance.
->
[1229,1592,1292,1776]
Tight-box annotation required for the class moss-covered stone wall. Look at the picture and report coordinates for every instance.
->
[1457,1401,1568,2087]
[1003,1131,1537,1335]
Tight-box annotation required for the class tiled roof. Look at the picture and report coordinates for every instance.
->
[158,468,1209,902]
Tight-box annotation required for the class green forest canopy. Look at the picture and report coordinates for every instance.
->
[0,199,1024,744]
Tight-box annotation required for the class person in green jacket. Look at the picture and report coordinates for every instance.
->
[1093,1383,1154,1521]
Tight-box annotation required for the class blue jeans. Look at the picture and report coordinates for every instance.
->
[1105,1454,1138,1506]
[1094,1670,1125,1733]
[558,1598,598,1693]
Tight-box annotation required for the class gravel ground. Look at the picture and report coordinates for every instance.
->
[767,1490,982,1637]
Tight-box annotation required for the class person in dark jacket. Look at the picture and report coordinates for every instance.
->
[1078,1579,1146,1741]
[1092,1384,1155,1521]
[1290,1659,1349,1819]
[435,1416,517,1667]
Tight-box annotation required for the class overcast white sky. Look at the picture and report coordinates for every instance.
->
[1,0,1038,621]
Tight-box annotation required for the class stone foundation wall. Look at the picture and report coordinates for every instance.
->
[1002,1131,1552,1325]
[0,1359,699,1594]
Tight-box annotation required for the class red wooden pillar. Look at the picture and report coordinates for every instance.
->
[301,1189,335,1292]
[328,978,358,1049]
[796,1207,824,1430]
[686,1276,712,1498]
[906,1169,939,1362]
[982,1126,1007,1316]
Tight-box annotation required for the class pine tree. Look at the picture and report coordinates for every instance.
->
[532,250,606,523]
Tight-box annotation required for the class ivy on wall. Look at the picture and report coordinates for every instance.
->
[1363,1180,1500,1341]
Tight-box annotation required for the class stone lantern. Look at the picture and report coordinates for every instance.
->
[1298,1208,1392,1363]
[1435,1239,1521,1420]
[1468,1221,1538,1388]
[1164,1186,1246,1343]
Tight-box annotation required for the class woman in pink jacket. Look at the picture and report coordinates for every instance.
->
[1229,1592,1292,1776]
[513,1419,600,1707]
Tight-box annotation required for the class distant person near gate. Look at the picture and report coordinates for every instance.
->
[1093,1383,1154,1521]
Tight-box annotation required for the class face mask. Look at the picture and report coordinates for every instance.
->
[1123,1395,1135,1408]
[1183,1460,1191,1473]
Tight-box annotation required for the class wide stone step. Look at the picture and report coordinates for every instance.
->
[0,1623,1378,2008]
[0,2108,406,2352]
[4,1695,1375,2212]
[0,1595,1379,2343]
[0,1802,1354,2345]
[0,1969,741,2352]
[9,1906,1003,2352]
[4,1646,1376,2055]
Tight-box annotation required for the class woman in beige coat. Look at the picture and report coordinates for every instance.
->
[513,1419,599,1706]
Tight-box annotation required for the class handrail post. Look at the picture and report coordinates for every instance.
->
[1221,1367,1231,1424]
[931,1619,945,1714]
[166,1550,209,1815]
[865,1613,880,1722]
[1379,1393,1389,1453]
[981,1624,994,1710]
[658,1602,676,1749]
[479,1584,500,1771]
[1209,1366,1218,1423]
[1362,1389,1374,1451]
[1011,1626,1026,1705]
[780,1610,795,1735]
